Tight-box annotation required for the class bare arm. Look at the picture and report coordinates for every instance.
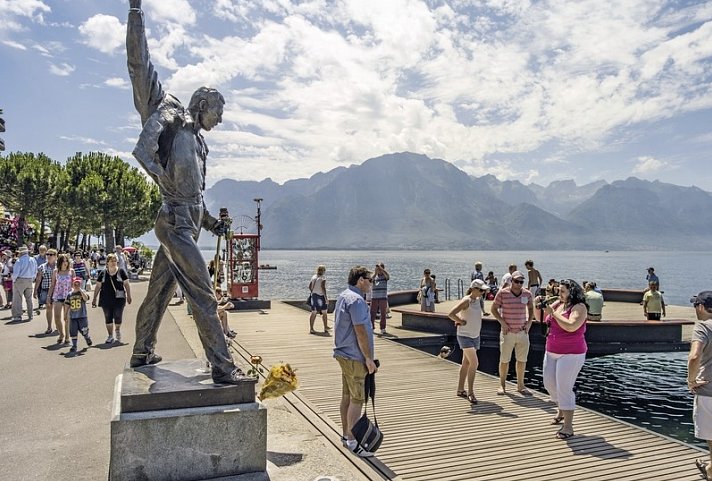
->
[447,298,470,325]
[47,271,57,303]
[123,275,132,305]
[490,293,509,334]
[33,269,42,297]
[92,272,103,306]
[525,295,535,332]
[688,340,710,391]
[545,303,587,332]
[354,324,377,374]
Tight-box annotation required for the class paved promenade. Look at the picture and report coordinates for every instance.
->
[0,278,370,481]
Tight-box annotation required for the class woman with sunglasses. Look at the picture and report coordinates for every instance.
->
[448,279,489,404]
[542,278,588,439]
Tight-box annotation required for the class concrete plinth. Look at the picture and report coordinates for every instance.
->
[110,360,266,481]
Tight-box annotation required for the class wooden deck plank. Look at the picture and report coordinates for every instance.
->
[228,301,705,481]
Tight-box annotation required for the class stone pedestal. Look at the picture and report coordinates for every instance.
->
[109,359,266,481]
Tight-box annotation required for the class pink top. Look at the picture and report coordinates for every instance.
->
[545,304,587,355]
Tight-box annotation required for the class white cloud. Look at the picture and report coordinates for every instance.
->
[632,156,667,175]
[6,0,712,186]
[49,62,74,76]
[105,77,130,89]
[144,0,196,26]
[0,0,51,35]
[2,39,26,49]
[78,14,124,55]
[59,135,108,146]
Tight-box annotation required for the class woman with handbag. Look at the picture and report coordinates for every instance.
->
[92,253,132,344]
[542,279,588,439]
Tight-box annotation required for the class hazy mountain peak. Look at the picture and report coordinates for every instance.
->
[201,153,712,250]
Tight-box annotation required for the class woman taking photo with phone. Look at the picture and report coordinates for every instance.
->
[542,278,588,439]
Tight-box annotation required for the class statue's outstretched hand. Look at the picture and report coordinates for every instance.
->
[129,0,141,9]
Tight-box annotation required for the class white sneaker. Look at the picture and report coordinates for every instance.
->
[105,336,114,344]
[346,439,374,457]
[115,331,122,342]
[380,329,387,335]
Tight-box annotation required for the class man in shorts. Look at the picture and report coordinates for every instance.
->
[688,291,712,480]
[333,265,378,457]
[492,270,534,395]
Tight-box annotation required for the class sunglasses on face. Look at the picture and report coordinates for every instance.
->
[513,280,524,284]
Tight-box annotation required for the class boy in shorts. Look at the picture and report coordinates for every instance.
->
[65,277,93,354]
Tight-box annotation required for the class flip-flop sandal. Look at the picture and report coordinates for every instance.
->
[456,390,468,398]
[556,430,574,440]
[696,459,710,480]
[518,388,533,396]
[467,394,478,405]
[496,388,506,395]
[551,416,564,425]
[44,328,53,334]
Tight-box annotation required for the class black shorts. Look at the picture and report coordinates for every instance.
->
[102,304,125,324]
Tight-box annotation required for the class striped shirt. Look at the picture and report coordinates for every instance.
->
[371,274,388,299]
[492,287,533,331]
[73,260,87,280]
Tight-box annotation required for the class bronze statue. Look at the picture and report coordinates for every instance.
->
[127,0,246,384]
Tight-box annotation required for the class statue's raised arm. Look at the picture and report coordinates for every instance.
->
[127,0,164,125]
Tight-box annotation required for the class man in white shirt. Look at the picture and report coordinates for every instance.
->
[501,264,517,290]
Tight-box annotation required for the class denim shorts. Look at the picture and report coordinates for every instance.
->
[38,289,49,305]
[457,335,481,350]
[310,294,327,313]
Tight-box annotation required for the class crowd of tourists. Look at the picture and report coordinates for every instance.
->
[0,243,133,354]
[323,261,711,477]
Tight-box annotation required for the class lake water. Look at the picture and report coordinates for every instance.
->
[199,248,708,448]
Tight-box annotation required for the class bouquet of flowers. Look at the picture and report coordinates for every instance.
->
[258,362,298,401]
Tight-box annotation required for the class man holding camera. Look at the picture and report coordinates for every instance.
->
[492,270,534,395]
[334,266,378,457]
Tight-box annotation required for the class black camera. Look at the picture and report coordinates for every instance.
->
[536,295,558,310]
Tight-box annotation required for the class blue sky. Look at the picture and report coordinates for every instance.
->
[1,0,712,189]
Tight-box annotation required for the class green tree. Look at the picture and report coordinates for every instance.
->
[0,152,63,245]
[65,152,159,251]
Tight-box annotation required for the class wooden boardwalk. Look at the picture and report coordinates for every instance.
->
[228,301,706,481]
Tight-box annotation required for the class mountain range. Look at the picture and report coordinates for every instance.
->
[203,152,712,250]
